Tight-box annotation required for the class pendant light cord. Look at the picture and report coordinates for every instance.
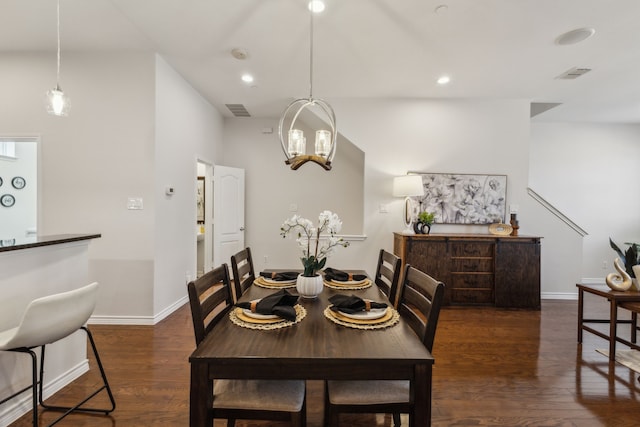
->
[308,7,314,100]
[56,0,61,88]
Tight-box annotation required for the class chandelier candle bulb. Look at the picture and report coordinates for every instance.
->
[315,130,331,158]
[288,129,305,157]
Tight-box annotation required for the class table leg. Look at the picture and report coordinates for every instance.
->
[577,288,584,343]
[609,300,617,361]
[190,362,213,427]
[412,363,432,427]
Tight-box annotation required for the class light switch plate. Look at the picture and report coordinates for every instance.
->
[127,197,144,210]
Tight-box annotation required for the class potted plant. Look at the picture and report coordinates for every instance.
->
[281,211,350,298]
[414,211,435,234]
[609,238,640,278]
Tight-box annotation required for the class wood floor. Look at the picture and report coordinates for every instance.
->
[8,296,640,426]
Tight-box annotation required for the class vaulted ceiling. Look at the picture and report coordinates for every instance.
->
[2,0,640,122]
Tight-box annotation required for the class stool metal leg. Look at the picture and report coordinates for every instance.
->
[0,348,41,427]
[38,326,116,425]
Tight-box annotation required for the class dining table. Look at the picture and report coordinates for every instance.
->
[188,270,434,426]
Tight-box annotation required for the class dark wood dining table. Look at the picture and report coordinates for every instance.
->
[189,271,434,426]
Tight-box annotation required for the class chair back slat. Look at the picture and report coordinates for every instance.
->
[187,264,233,345]
[374,249,402,307]
[231,247,256,303]
[398,265,445,352]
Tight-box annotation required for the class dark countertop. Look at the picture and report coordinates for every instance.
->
[0,234,101,253]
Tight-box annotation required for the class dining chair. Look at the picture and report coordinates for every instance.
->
[324,264,445,427]
[230,247,255,303]
[374,249,402,308]
[187,263,306,427]
[0,282,116,427]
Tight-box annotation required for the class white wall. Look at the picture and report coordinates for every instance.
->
[222,118,365,273]
[153,55,223,320]
[224,99,546,285]
[0,52,224,323]
[530,122,640,283]
[0,52,157,319]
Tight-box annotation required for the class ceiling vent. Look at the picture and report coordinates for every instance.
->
[225,104,251,117]
[556,67,591,80]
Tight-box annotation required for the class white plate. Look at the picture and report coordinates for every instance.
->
[337,307,387,320]
[242,299,280,320]
[262,277,296,284]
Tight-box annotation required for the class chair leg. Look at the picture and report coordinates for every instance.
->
[38,327,116,425]
[632,312,638,343]
[0,348,40,427]
[393,412,401,426]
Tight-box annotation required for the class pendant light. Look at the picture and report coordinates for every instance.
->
[278,2,336,171]
[45,0,70,117]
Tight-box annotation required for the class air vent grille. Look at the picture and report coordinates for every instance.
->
[225,104,251,117]
[556,67,591,80]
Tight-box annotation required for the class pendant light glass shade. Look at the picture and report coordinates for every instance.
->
[45,85,70,117]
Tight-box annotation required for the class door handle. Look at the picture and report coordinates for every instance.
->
[240,227,245,231]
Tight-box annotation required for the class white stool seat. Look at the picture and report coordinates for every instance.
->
[0,282,97,350]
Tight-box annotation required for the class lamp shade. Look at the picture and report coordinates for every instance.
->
[393,175,424,197]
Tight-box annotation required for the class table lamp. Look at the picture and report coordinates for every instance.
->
[393,175,424,234]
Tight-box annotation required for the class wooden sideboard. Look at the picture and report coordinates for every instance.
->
[393,232,541,309]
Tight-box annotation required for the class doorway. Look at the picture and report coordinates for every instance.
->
[196,160,213,278]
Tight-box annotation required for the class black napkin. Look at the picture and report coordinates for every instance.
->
[259,271,299,281]
[328,294,387,314]
[324,268,367,282]
[236,289,299,321]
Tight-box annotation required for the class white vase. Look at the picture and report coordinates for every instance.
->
[633,265,640,291]
[296,274,323,299]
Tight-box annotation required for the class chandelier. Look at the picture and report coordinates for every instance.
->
[278,2,336,171]
[45,0,70,116]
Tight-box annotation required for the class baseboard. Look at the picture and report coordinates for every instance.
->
[0,359,88,426]
[88,295,188,325]
[541,292,578,300]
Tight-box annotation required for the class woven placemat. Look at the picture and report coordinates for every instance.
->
[323,306,399,330]
[230,305,306,330]
[323,278,372,290]
[253,276,297,289]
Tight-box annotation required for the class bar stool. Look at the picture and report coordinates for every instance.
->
[0,282,115,426]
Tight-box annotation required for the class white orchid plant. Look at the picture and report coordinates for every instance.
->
[280,210,350,277]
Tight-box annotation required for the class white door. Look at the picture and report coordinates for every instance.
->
[213,166,245,267]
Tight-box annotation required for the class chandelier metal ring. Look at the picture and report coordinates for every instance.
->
[278,97,337,170]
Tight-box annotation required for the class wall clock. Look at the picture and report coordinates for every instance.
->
[1,194,15,207]
[11,176,26,189]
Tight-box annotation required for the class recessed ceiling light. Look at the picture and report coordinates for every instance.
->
[241,74,254,83]
[308,1,325,13]
[437,75,451,85]
[555,28,595,45]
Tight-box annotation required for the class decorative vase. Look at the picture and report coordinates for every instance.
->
[296,274,323,299]
[412,222,431,235]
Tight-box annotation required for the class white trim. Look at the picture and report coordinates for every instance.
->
[88,296,189,325]
[0,359,88,427]
[541,292,578,300]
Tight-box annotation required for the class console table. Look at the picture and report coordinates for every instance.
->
[576,283,640,361]
[393,233,541,309]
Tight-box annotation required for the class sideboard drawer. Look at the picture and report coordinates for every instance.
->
[450,242,493,257]
[451,258,494,272]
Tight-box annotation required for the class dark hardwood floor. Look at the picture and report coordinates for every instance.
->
[8,295,640,426]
